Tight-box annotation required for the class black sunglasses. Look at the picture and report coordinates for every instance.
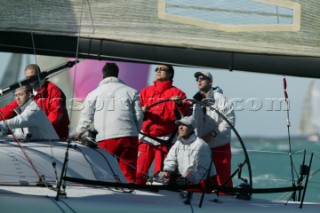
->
[155,67,169,72]
[195,76,210,81]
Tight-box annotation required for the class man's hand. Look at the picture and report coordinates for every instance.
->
[158,171,171,179]
[74,133,82,141]
[170,96,182,105]
[142,106,148,113]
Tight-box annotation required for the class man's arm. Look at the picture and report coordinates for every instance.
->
[75,92,97,140]
[163,143,178,172]
[133,92,143,131]
[44,85,67,126]
[0,100,18,120]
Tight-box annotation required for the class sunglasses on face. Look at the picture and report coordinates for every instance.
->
[155,67,169,72]
[196,76,210,81]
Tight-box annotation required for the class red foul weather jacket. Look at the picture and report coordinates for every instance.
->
[140,80,191,137]
[0,81,70,139]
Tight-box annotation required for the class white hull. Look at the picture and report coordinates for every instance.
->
[1,185,319,213]
[0,140,319,213]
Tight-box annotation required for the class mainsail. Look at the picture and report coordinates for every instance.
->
[0,0,320,77]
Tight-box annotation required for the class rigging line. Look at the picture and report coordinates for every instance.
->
[56,198,77,213]
[34,63,65,186]
[92,148,121,182]
[36,69,60,186]
[27,0,38,65]
[282,77,299,192]
[47,197,67,213]
[107,150,146,179]
[189,203,194,213]
[275,191,294,202]
[86,0,95,33]
[69,0,87,121]
[26,0,60,185]
[300,171,320,187]
[54,1,88,192]
[276,5,280,24]
[0,112,43,183]
[75,145,99,180]
[253,177,293,183]
[310,168,320,177]
[237,149,293,155]
[240,148,316,155]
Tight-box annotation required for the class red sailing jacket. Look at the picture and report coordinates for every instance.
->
[0,81,70,140]
[140,80,191,137]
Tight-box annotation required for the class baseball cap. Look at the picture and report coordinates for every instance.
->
[175,116,197,128]
[194,71,213,81]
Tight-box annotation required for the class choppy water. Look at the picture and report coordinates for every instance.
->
[231,137,320,203]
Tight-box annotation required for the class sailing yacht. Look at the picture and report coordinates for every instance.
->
[300,80,320,141]
[0,0,319,212]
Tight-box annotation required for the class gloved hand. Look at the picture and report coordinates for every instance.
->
[151,171,170,185]
[170,96,182,105]
[158,171,171,179]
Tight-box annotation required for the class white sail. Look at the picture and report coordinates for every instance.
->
[0,0,319,77]
[299,80,320,141]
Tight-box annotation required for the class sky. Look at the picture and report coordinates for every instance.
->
[0,52,315,138]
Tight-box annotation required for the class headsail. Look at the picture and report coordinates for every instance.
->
[299,80,320,141]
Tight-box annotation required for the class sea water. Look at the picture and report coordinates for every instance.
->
[231,137,320,203]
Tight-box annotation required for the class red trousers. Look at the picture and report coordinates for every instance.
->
[98,137,138,183]
[211,143,233,187]
[135,142,168,185]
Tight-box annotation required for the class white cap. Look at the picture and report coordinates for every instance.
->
[175,116,197,128]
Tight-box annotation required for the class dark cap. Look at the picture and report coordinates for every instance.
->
[194,71,213,81]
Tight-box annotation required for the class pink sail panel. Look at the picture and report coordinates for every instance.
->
[70,59,150,99]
